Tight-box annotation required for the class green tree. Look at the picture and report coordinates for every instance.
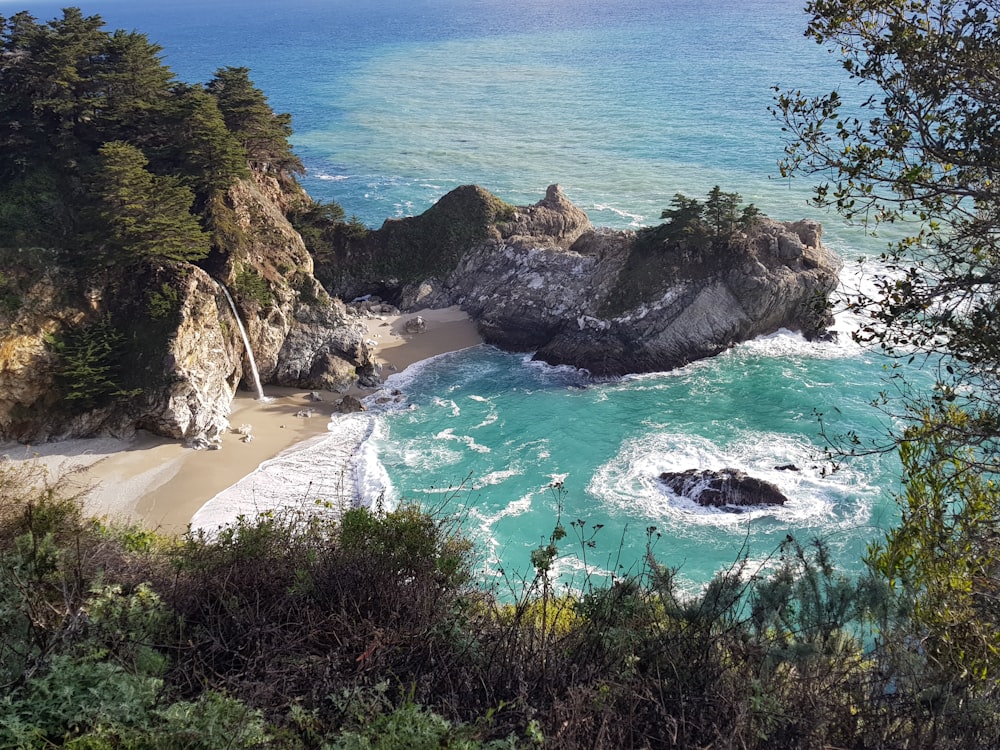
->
[870,405,1000,682]
[774,0,1000,431]
[0,9,106,161]
[206,66,303,175]
[93,140,210,263]
[164,84,250,196]
[703,184,742,238]
[659,192,710,249]
[88,28,176,145]
[774,0,1000,700]
[48,315,131,411]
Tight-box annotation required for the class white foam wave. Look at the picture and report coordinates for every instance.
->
[590,203,646,226]
[353,417,393,507]
[381,346,486,392]
[466,395,499,428]
[735,327,859,360]
[472,467,523,489]
[432,397,461,417]
[467,491,537,570]
[518,354,591,385]
[397,442,464,471]
[588,431,876,530]
[311,171,350,181]
[190,414,379,533]
[435,427,491,454]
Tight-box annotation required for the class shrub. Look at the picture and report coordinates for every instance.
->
[231,264,273,309]
[46,315,140,412]
[146,282,181,321]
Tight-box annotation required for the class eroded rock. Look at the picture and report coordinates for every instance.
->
[390,185,843,376]
[660,468,788,511]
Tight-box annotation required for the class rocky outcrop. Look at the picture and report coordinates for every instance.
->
[393,185,842,375]
[0,262,241,442]
[217,172,376,394]
[660,468,788,510]
[0,172,376,443]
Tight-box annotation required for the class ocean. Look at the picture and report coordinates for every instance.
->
[5,0,913,589]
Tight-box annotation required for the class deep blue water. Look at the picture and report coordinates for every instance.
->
[4,0,912,587]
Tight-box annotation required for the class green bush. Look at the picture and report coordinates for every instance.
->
[46,316,139,412]
[3,458,999,748]
[146,283,181,321]
[231,265,273,308]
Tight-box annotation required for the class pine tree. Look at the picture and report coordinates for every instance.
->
[703,185,742,239]
[206,66,303,174]
[165,85,249,197]
[88,29,175,145]
[93,141,210,263]
[47,315,130,411]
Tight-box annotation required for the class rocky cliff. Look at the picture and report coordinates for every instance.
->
[378,185,842,375]
[213,172,376,392]
[1,178,840,443]
[0,172,375,443]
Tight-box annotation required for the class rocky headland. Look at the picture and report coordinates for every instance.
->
[0,171,376,443]
[319,184,842,376]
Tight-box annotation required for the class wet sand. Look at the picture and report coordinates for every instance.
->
[1,306,482,534]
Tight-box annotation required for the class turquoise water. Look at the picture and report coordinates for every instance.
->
[6,0,911,585]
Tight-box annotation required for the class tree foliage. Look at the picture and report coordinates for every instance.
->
[774,0,1000,431]
[658,186,762,250]
[46,314,136,411]
[92,140,211,263]
[870,406,1000,682]
[207,66,303,175]
[0,8,307,267]
[774,0,1000,703]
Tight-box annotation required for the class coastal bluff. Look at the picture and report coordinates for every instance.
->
[0,171,375,444]
[322,184,843,376]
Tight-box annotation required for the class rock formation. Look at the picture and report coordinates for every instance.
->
[660,468,788,510]
[216,172,375,393]
[0,172,376,443]
[1,177,841,443]
[0,262,241,442]
[319,184,842,376]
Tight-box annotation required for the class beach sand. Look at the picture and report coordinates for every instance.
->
[1,306,482,534]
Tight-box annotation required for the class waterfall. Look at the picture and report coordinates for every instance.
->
[217,282,267,400]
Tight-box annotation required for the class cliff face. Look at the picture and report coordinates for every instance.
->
[0,171,375,443]
[396,185,842,376]
[216,172,375,393]
[0,262,241,442]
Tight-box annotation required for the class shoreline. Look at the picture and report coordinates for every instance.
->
[1,306,483,535]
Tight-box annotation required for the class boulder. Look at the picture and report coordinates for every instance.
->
[333,394,366,414]
[660,468,788,511]
[404,315,427,333]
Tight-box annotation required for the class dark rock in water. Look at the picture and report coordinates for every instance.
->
[660,468,788,511]
[774,464,800,472]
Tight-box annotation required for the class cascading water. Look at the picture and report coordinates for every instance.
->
[217,282,267,401]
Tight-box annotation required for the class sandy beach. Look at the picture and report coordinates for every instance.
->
[1,306,482,535]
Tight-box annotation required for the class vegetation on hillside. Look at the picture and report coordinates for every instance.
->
[2,463,998,749]
[310,184,517,302]
[0,8,311,270]
[4,2,1000,746]
[600,186,765,317]
[0,8,352,424]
